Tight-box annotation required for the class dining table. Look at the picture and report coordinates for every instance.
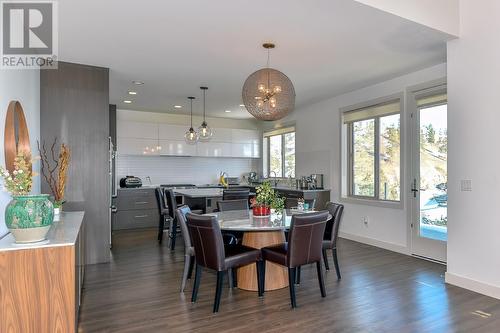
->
[205,209,332,292]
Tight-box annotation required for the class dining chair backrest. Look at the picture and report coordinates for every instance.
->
[164,188,177,219]
[217,199,249,212]
[287,211,329,268]
[155,187,167,215]
[175,205,193,250]
[324,202,344,248]
[223,189,250,200]
[186,213,226,271]
[285,198,316,210]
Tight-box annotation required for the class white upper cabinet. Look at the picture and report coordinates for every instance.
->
[159,140,197,156]
[117,120,260,158]
[117,137,159,155]
[232,129,260,144]
[117,120,157,139]
[212,128,233,142]
[197,142,232,157]
[158,124,189,140]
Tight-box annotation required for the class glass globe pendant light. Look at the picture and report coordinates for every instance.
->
[184,96,199,145]
[198,86,213,141]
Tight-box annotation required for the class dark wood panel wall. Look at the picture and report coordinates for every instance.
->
[40,62,110,264]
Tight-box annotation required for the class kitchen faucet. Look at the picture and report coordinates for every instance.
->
[269,171,278,187]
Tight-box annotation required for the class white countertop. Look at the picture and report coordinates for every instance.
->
[174,188,224,198]
[0,211,85,252]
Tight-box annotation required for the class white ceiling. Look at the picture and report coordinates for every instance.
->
[58,0,450,119]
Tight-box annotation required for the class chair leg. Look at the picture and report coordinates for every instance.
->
[288,267,297,308]
[261,260,266,294]
[187,256,195,279]
[169,218,177,251]
[213,271,225,313]
[316,261,326,298]
[333,248,341,279]
[228,268,234,289]
[322,248,330,271]
[295,266,301,285]
[256,261,264,297]
[232,268,238,288]
[191,264,202,303]
[180,254,191,292]
[167,219,173,248]
[157,215,165,244]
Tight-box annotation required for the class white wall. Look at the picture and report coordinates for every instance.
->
[445,0,500,299]
[355,0,459,37]
[116,109,262,185]
[264,63,446,252]
[0,70,40,237]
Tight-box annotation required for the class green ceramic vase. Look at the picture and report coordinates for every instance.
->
[5,194,54,243]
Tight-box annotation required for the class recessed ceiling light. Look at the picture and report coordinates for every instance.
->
[123,100,132,104]
[174,105,182,109]
[132,80,144,85]
[239,104,245,107]
[225,110,231,113]
[128,91,137,95]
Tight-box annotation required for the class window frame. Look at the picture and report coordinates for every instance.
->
[341,94,404,206]
[264,127,295,178]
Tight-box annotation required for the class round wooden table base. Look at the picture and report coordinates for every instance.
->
[237,230,288,291]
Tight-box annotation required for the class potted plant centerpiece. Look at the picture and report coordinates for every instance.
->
[0,151,54,243]
[252,181,285,217]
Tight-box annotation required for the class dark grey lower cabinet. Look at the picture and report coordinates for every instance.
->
[275,189,331,209]
[114,188,159,230]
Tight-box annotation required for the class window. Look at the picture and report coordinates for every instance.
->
[264,127,295,178]
[345,100,401,201]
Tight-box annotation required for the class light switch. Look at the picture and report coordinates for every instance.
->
[461,179,472,191]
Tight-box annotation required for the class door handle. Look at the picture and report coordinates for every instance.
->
[411,179,418,198]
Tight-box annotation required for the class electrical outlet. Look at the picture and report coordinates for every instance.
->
[461,179,472,191]
[363,217,369,226]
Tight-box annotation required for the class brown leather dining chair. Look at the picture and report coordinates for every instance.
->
[323,202,344,279]
[155,187,169,244]
[217,199,249,212]
[261,211,329,308]
[186,213,264,313]
[222,189,250,200]
[175,205,195,292]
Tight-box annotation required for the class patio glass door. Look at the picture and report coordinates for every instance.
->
[410,89,447,262]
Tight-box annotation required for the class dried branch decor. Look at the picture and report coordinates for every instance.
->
[37,139,71,207]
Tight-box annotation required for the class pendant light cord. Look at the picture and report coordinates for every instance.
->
[267,48,271,89]
[203,89,206,121]
[189,98,194,128]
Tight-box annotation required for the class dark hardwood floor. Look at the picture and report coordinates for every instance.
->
[78,229,500,333]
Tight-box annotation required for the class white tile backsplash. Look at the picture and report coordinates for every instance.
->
[116,155,260,186]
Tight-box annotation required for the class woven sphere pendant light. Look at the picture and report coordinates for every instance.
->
[242,43,295,121]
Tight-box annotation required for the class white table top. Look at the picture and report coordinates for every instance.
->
[205,209,331,232]
[0,211,85,252]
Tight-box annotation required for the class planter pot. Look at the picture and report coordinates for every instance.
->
[5,194,54,243]
[253,205,271,217]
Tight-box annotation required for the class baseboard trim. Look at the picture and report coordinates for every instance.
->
[339,231,409,255]
[445,272,500,300]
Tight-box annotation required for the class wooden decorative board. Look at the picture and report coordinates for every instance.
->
[4,101,31,172]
